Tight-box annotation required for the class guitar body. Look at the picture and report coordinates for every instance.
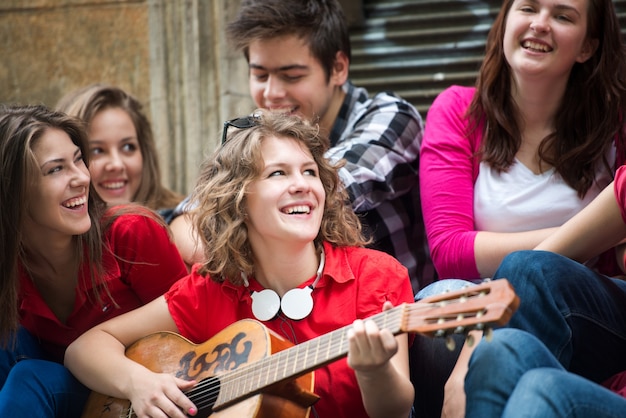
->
[81,319,318,418]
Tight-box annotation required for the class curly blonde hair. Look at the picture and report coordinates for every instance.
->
[191,110,367,283]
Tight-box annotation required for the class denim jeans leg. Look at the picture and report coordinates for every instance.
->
[0,327,90,417]
[465,328,563,418]
[493,250,626,383]
[503,368,626,418]
[0,359,90,418]
[0,327,44,388]
[414,279,477,301]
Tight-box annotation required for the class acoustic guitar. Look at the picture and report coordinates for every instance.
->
[81,279,519,418]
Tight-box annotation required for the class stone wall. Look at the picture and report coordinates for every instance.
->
[0,0,254,194]
[1,0,151,107]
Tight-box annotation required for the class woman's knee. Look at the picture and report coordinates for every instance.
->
[414,279,476,301]
[496,250,564,280]
[6,359,82,393]
[470,329,555,370]
[1,359,89,417]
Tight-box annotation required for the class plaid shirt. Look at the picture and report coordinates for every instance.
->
[327,82,435,292]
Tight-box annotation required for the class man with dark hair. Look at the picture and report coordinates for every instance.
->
[171,0,433,292]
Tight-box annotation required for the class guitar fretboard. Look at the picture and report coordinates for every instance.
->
[217,305,406,406]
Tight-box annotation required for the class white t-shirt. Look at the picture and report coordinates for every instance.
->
[474,151,615,232]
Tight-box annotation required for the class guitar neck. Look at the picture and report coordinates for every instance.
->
[212,306,405,407]
[191,279,518,410]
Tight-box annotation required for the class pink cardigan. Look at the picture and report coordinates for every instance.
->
[420,86,482,278]
[421,85,623,279]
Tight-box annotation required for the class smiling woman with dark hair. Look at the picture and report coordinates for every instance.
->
[416,0,626,415]
[0,104,187,417]
[421,0,626,281]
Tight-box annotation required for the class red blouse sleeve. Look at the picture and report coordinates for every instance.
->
[106,210,188,303]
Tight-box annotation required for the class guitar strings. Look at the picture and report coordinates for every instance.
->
[185,306,408,409]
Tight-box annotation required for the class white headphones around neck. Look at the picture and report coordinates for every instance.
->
[247,250,325,321]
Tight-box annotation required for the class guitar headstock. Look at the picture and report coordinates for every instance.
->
[405,279,520,338]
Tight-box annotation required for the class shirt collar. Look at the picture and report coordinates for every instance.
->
[329,81,357,146]
[220,241,355,299]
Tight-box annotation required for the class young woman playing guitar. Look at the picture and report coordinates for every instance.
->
[65,110,416,418]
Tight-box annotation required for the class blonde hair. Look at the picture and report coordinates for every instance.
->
[56,84,183,210]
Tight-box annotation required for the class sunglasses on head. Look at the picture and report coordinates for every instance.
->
[221,115,261,144]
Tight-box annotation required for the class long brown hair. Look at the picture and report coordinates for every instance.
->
[0,105,107,343]
[468,0,626,197]
[191,110,367,283]
[56,84,183,210]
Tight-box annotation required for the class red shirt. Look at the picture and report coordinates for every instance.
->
[164,241,414,418]
[604,372,626,398]
[615,165,626,266]
[19,210,188,362]
[605,165,626,398]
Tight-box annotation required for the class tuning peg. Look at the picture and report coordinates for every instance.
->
[484,328,494,342]
[445,336,456,351]
[466,333,475,347]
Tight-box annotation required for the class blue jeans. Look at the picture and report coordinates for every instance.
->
[413,278,477,301]
[0,327,90,417]
[466,328,626,418]
[494,250,626,384]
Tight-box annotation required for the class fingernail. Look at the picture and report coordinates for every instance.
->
[188,407,197,416]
